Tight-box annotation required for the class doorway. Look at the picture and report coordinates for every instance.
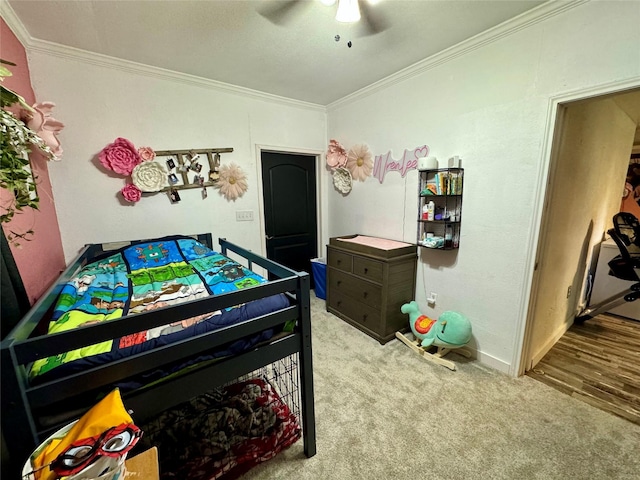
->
[259,150,319,286]
[521,88,640,374]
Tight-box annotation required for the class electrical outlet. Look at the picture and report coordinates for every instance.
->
[236,210,254,222]
[427,292,437,305]
[566,286,572,298]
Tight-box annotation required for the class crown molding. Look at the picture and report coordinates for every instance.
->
[0,1,325,113]
[3,0,588,112]
[0,0,32,45]
[327,0,590,111]
[28,37,326,112]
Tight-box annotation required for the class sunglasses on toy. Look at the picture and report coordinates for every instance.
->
[49,423,142,476]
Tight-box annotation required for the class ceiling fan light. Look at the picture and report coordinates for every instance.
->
[336,0,361,23]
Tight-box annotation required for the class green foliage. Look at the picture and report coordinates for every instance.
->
[0,60,54,245]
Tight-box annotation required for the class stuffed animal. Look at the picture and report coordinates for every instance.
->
[400,301,472,348]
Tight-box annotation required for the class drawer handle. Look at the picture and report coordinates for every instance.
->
[362,314,368,322]
[363,291,368,298]
[337,300,342,307]
[337,280,342,286]
[337,259,342,265]
[364,267,368,274]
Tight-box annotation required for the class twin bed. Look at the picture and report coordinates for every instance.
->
[1,234,316,476]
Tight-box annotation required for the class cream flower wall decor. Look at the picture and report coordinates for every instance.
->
[332,167,352,195]
[346,144,373,182]
[215,162,248,201]
[132,161,167,192]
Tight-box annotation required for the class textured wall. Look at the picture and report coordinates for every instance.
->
[26,51,327,263]
[326,1,640,372]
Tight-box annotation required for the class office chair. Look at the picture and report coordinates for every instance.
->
[575,212,640,323]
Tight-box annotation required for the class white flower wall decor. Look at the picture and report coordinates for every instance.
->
[132,161,168,192]
[332,167,353,194]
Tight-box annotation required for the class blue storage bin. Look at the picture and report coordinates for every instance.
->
[310,258,326,300]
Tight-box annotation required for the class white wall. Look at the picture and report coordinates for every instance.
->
[26,53,327,263]
[325,1,640,372]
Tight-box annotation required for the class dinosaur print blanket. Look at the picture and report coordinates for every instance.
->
[29,236,289,385]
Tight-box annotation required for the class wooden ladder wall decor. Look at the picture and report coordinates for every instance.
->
[154,148,233,194]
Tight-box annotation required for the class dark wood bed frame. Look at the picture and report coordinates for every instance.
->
[1,234,315,476]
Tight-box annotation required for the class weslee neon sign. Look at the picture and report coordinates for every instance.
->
[372,145,429,183]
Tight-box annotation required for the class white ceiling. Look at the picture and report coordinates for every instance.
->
[6,0,546,106]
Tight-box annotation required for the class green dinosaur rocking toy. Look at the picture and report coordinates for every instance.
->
[396,301,472,371]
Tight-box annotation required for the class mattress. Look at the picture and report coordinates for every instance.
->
[29,235,290,386]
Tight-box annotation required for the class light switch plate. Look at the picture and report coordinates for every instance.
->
[236,210,254,221]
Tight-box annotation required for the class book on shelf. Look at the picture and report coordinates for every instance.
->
[423,171,462,195]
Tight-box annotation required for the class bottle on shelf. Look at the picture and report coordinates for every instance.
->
[426,201,435,221]
[444,224,453,249]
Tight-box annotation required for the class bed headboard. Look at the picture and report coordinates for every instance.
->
[84,233,214,258]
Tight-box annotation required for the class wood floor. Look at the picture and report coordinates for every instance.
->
[527,313,640,425]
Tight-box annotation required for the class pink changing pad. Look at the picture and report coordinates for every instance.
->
[336,235,413,251]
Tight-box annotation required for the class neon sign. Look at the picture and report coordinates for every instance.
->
[372,145,429,183]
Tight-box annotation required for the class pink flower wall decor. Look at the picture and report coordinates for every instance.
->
[99,137,142,175]
[346,144,373,181]
[326,139,347,170]
[137,146,156,161]
[121,183,142,203]
[24,101,65,160]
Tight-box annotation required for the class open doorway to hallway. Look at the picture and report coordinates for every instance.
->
[522,88,640,421]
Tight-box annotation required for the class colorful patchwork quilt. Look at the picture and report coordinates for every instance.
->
[29,236,289,385]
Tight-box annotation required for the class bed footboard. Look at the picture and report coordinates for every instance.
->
[1,235,316,476]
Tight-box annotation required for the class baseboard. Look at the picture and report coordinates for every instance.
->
[465,347,511,374]
[447,345,510,374]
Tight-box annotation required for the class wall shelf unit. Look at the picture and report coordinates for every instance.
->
[417,167,464,250]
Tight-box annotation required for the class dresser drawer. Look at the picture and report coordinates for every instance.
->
[329,269,382,309]
[328,249,352,273]
[328,290,381,334]
[353,256,383,283]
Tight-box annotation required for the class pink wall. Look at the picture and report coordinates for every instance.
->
[1,18,65,304]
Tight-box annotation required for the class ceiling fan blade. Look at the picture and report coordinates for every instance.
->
[258,0,308,26]
[359,1,388,36]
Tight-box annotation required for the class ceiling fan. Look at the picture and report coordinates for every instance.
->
[258,0,389,36]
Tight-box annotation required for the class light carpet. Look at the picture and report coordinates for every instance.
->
[243,295,640,480]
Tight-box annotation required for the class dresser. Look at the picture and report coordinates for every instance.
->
[326,235,418,344]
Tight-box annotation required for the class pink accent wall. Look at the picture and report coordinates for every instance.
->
[1,18,65,304]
